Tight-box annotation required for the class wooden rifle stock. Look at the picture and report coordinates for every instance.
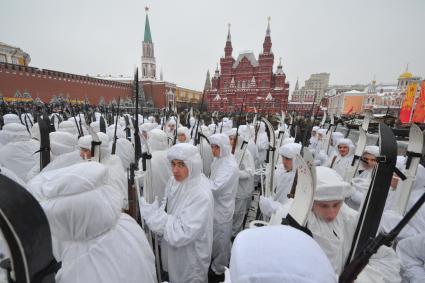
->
[125,163,141,225]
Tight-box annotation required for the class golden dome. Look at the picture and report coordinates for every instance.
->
[399,71,413,79]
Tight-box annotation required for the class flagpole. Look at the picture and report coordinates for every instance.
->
[409,86,420,124]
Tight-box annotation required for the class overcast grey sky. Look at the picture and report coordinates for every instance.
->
[1,0,424,91]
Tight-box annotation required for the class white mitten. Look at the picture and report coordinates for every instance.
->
[139,196,159,221]
[259,196,279,217]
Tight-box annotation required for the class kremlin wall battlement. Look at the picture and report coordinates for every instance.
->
[0,62,132,104]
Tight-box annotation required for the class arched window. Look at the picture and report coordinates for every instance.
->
[262,80,266,87]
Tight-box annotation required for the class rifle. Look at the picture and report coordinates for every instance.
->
[124,115,132,142]
[127,68,142,224]
[133,68,142,164]
[173,116,178,145]
[254,103,267,144]
[219,116,224,134]
[111,97,121,155]
[262,118,276,198]
[339,192,425,283]
[37,113,51,170]
[70,106,81,137]
[22,112,31,135]
[253,112,259,144]
[345,118,353,138]
[99,116,106,133]
[194,89,207,146]
[212,112,218,134]
[138,131,161,282]
[232,95,246,154]
[301,94,322,151]
[186,110,191,129]
[86,123,102,162]
[78,114,83,137]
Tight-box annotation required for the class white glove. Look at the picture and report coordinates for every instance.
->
[259,196,279,217]
[145,205,168,235]
[139,196,159,221]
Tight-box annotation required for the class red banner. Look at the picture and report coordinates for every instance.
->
[412,81,425,123]
[399,83,418,123]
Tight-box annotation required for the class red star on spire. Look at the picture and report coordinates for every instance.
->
[145,6,149,12]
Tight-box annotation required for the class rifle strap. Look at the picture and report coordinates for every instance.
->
[142,152,152,160]
[330,155,337,168]
[287,170,298,199]
[34,146,51,154]
[91,141,102,157]
[351,155,360,166]
[141,152,152,171]
[33,259,62,283]
[281,214,312,237]
[405,151,422,169]
[240,140,248,150]
[394,166,407,181]
[278,130,284,139]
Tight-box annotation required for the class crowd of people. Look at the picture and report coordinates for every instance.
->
[0,106,424,283]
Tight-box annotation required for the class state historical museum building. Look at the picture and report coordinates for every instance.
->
[206,21,290,113]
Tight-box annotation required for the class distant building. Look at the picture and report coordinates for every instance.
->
[0,42,31,66]
[175,86,203,110]
[397,65,422,91]
[326,68,423,117]
[304,73,330,98]
[287,73,330,116]
[327,89,366,116]
[326,84,367,94]
[206,20,290,113]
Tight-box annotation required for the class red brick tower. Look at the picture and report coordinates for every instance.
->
[220,24,235,89]
[206,19,289,113]
[258,18,274,90]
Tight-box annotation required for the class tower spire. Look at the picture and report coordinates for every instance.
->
[144,6,152,43]
[141,6,156,79]
[214,63,220,77]
[204,70,211,91]
[224,23,233,57]
[266,16,271,37]
[262,17,272,54]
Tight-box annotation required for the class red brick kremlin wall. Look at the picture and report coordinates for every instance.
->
[0,63,132,103]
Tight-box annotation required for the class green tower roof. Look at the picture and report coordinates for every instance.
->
[144,14,152,43]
